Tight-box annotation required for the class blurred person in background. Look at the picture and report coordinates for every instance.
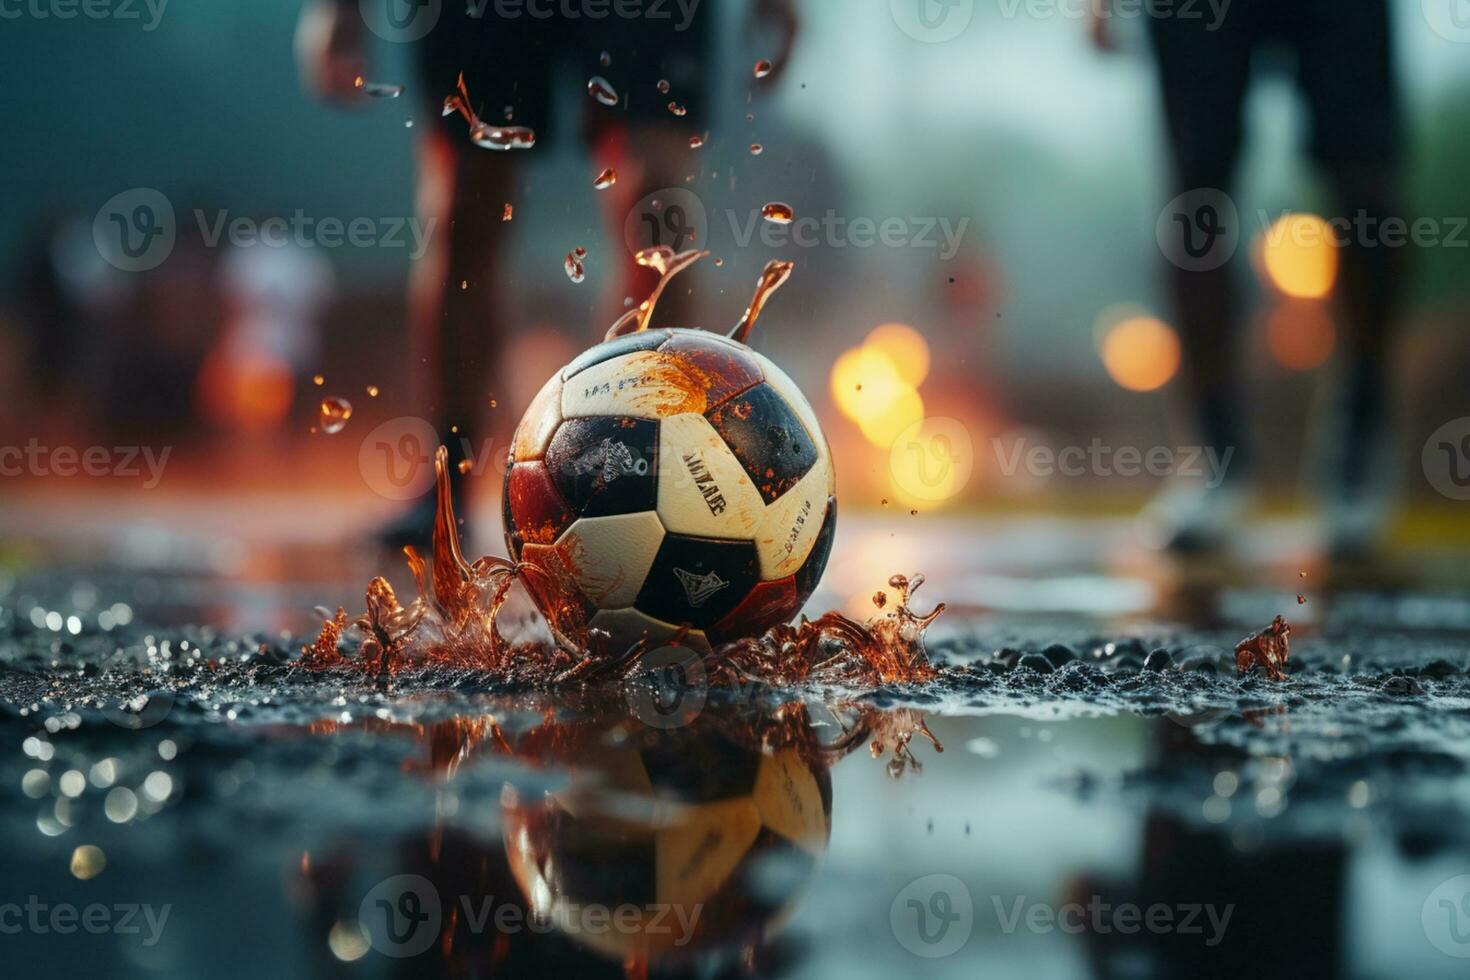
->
[296,0,798,547]
[1092,0,1406,559]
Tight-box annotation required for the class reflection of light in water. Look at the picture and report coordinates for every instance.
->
[1259,213,1338,299]
[1265,301,1335,371]
[1100,316,1180,392]
[864,322,930,386]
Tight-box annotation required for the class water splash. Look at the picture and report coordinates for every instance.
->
[303,452,942,688]
[593,167,617,190]
[354,77,403,98]
[443,72,536,151]
[1236,615,1292,680]
[563,247,587,284]
[762,202,794,225]
[586,76,619,107]
[728,260,794,344]
[604,247,709,340]
[318,397,352,434]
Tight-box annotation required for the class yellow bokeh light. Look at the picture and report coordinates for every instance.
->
[1260,213,1338,299]
[864,323,931,386]
[1100,316,1181,392]
[858,386,925,449]
[831,346,904,422]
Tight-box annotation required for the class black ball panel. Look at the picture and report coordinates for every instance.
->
[545,417,660,519]
[637,534,760,628]
[793,497,837,606]
[705,384,818,505]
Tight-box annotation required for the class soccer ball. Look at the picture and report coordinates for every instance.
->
[499,720,832,961]
[503,328,836,652]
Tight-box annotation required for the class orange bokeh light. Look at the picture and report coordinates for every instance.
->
[1265,301,1336,371]
[1100,316,1181,392]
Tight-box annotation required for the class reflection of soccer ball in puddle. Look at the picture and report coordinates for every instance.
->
[499,722,832,962]
[503,328,836,652]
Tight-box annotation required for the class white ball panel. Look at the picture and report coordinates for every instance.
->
[560,350,709,421]
[655,413,765,539]
[588,607,711,654]
[555,513,665,610]
[512,372,563,462]
[753,459,831,580]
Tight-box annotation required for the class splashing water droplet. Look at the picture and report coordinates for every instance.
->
[667,101,686,117]
[587,75,619,107]
[714,257,724,266]
[564,249,586,283]
[593,167,617,190]
[761,202,794,225]
[599,50,611,67]
[745,113,754,122]
[365,385,379,398]
[319,397,352,435]
[312,374,324,386]
[688,134,704,149]
[750,143,764,155]
[490,398,498,408]
[471,123,536,151]
[657,79,670,94]
[457,459,473,475]
[355,77,404,98]
[754,59,772,79]
[502,203,513,221]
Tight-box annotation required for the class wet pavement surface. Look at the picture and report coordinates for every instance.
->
[4,514,1470,978]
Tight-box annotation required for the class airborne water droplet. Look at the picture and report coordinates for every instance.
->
[754,59,772,79]
[667,101,686,117]
[599,50,611,67]
[587,75,619,107]
[312,374,324,386]
[471,123,536,151]
[319,397,352,435]
[355,77,404,98]
[750,143,764,155]
[502,203,513,221]
[564,249,586,284]
[657,79,671,94]
[761,202,794,225]
[365,385,379,398]
[593,167,617,190]
[689,134,704,149]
